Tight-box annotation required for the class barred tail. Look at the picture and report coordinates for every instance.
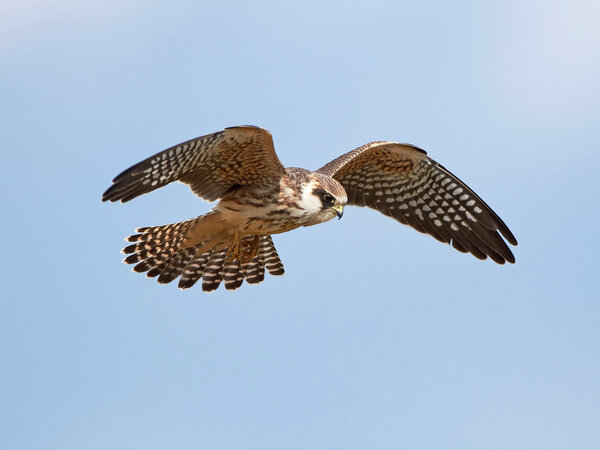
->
[121,215,284,292]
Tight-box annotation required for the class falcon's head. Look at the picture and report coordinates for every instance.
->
[297,172,347,225]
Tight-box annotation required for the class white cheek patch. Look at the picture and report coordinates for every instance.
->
[298,180,325,215]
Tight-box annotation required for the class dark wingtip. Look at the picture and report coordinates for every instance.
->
[101,182,125,202]
[122,244,138,254]
[101,189,113,203]
[505,250,516,264]
[505,231,518,247]
[146,267,161,278]
[124,253,142,265]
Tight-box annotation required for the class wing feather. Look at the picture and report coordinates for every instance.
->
[102,126,285,203]
[318,141,517,264]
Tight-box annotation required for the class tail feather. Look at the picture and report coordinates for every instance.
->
[155,248,195,284]
[178,251,212,289]
[241,256,265,284]
[120,215,284,292]
[201,249,227,292]
[261,236,285,276]
[223,260,244,291]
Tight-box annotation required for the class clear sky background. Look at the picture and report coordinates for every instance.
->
[1,1,599,449]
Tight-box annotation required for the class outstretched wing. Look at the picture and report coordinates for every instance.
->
[102,126,285,203]
[318,141,517,264]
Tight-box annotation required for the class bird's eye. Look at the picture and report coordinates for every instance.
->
[323,193,335,204]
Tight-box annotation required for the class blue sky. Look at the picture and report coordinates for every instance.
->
[1,1,599,449]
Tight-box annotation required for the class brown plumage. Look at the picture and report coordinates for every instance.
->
[317,141,517,263]
[103,126,517,292]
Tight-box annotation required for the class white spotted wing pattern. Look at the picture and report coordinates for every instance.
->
[318,141,517,263]
[102,126,285,203]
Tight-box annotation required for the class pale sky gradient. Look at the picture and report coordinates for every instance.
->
[2,1,599,449]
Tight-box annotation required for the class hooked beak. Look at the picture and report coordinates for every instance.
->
[331,204,344,220]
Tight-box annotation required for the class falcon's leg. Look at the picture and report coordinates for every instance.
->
[226,228,242,261]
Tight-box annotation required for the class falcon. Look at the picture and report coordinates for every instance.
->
[102,126,517,292]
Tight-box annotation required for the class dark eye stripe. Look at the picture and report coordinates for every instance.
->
[312,187,336,208]
[312,187,327,199]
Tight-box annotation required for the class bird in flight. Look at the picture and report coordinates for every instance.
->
[102,126,517,292]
